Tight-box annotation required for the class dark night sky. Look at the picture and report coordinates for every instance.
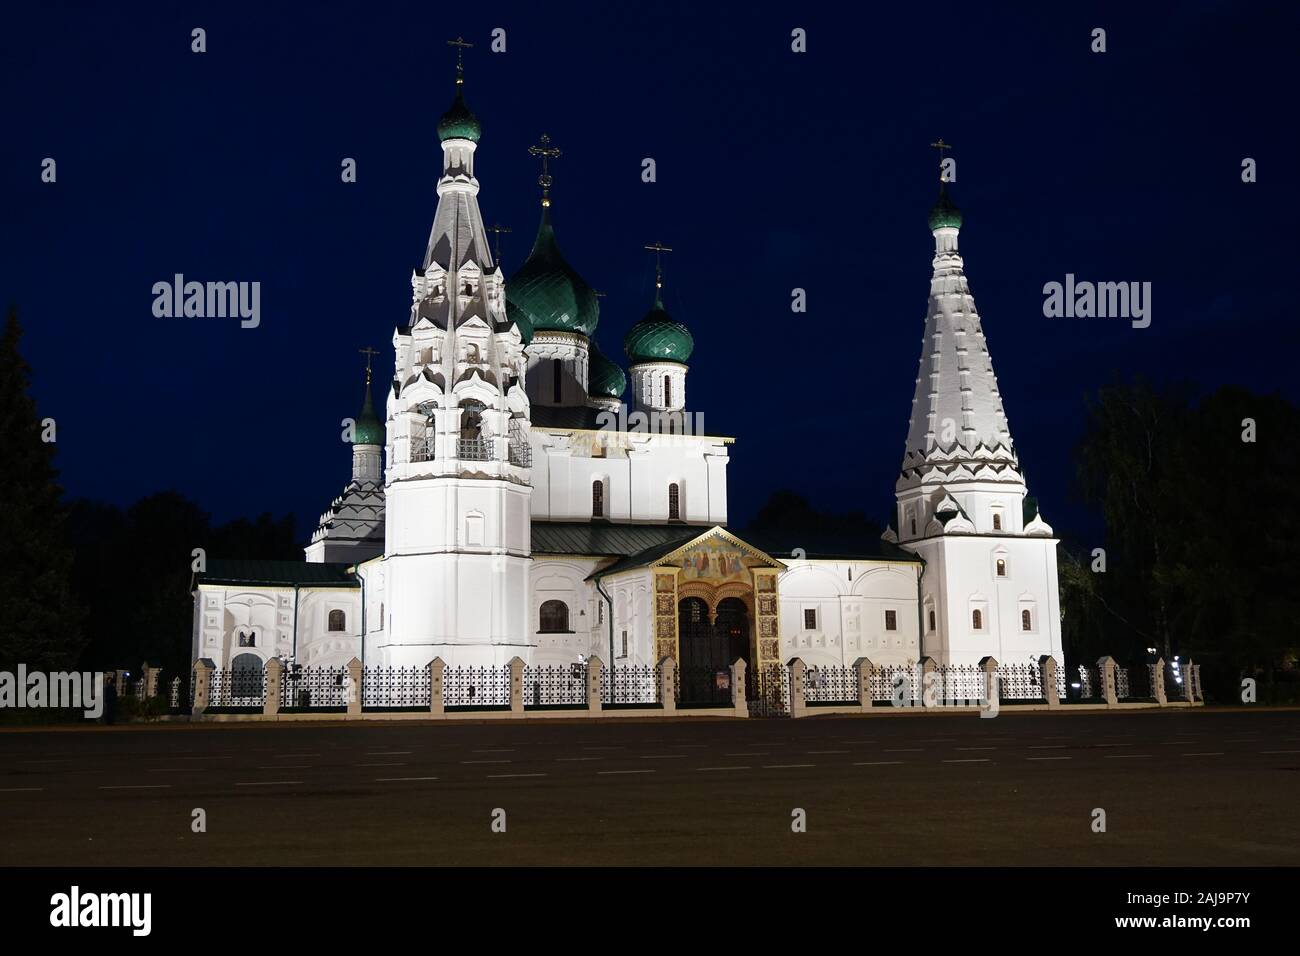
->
[3,1,1295,545]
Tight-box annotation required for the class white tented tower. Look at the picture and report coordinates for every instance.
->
[378,63,534,667]
[886,183,1062,668]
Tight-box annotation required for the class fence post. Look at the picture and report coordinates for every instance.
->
[1190,662,1203,703]
[787,658,807,719]
[978,656,1000,710]
[346,657,363,716]
[919,657,939,708]
[1151,657,1167,705]
[854,657,874,710]
[1097,656,1118,706]
[587,656,603,715]
[1040,656,1060,708]
[659,657,676,713]
[142,662,161,699]
[731,658,748,718]
[509,657,525,715]
[192,659,214,716]
[429,658,445,716]
[264,658,283,716]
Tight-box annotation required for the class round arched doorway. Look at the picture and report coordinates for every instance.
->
[677,596,748,706]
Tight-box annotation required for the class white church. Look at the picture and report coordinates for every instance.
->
[192,62,1063,693]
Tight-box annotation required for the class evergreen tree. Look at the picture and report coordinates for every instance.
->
[0,307,84,670]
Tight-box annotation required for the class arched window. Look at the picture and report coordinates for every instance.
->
[459,401,484,440]
[668,483,680,520]
[552,358,563,404]
[238,630,255,647]
[1021,609,1032,631]
[972,609,983,630]
[328,610,346,632]
[928,609,936,632]
[992,512,1002,531]
[664,374,673,407]
[592,480,605,518]
[996,558,1006,577]
[539,600,570,633]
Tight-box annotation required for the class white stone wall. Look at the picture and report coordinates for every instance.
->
[192,585,362,670]
[777,561,922,668]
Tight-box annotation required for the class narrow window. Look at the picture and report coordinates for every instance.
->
[539,600,570,633]
[328,609,346,632]
[928,609,936,632]
[597,603,603,625]
[592,481,604,518]
[1021,609,1032,631]
[621,631,628,657]
[552,358,562,403]
[804,608,817,630]
[884,610,897,631]
[996,558,1006,577]
[664,374,673,407]
[992,512,1002,531]
[972,609,983,630]
[668,483,680,520]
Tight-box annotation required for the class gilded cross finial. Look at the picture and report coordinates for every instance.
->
[359,346,380,384]
[528,133,562,207]
[447,36,473,84]
[487,222,512,262]
[929,138,953,192]
[644,241,673,291]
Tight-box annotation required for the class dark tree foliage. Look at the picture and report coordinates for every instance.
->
[744,489,883,554]
[1063,381,1299,702]
[0,308,84,671]
[68,493,298,677]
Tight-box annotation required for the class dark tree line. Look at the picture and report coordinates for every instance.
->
[1060,381,1299,702]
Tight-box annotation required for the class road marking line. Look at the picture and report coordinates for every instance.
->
[487,773,547,779]
[0,787,45,792]
[943,758,990,763]
[763,763,815,769]
[854,761,904,766]
[1027,756,1072,761]
[375,776,439,782]
[598,769,654,775]
[235,781,303,786]
[696,766,750,772]
[1183,752,1224,757]
[99,785,171,790]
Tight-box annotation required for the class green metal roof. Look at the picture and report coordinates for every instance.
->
[196,560,359,588]
[587,343,626,399]
[437,85,481,143]
[530,522,707,558]
[506,207,599,337]
[928,190,962,230]
[353,375,384,446]
[624,295,693,364]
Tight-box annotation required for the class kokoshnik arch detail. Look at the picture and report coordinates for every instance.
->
[191,54,1063,685]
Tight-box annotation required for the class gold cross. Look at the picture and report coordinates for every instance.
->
[528,133,562,206]
[929,138,953,187]
[359,346,379,382]
[487,222,511,260]
[644,241,672,290]
[447,36,473,80]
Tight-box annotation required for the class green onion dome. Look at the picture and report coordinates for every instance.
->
[928,190,962,230]
[505,298,534,346]
[587,343,626,399]
[624,294,693,364]
[354,375,384,446]
[505,207,599,337]
[437,85,481,143]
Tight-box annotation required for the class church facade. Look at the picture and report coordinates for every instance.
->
[192,67,1062,690]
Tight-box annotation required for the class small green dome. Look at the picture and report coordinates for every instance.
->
[354,376,384,446]
[588,344,626,399]
[624,295,693,364]
[437,85,481,143]
[506,207,599,337]
[505,298,534,346]
[928,190,962,230]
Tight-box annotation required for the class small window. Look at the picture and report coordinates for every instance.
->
[1021,609,1032,631]
[328,610,346,632]
[238,631,255,647]
[592,481,605,518]
[996,559,1006,577]
[621,631,628,657]
[992,512,1002,531]
[928,609,936,632]
[597,603,604,625]
[668,483,680,520]
[972,609,983,630]
[664,374,673,407]
[552,358,562,404]
[884,610,897,631]
[539,600,570,633]
[804,608,817,630]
